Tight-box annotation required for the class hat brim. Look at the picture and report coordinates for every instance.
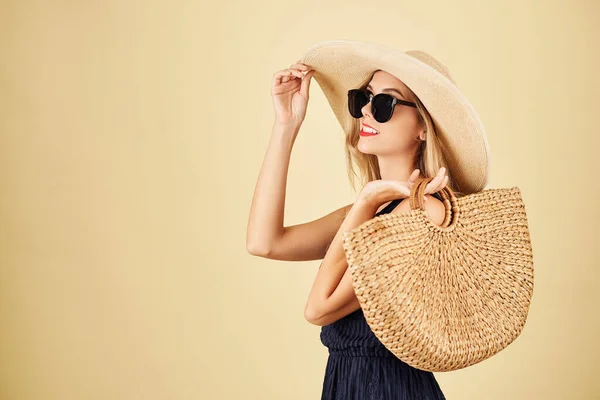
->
[300,40,490,194]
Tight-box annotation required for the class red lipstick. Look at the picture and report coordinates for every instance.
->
[360,123,380,137]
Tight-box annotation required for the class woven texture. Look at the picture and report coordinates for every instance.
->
[341,177,534,372]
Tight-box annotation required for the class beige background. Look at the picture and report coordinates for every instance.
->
[1,0,598,399]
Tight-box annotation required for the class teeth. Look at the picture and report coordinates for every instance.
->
[363,126,379,133]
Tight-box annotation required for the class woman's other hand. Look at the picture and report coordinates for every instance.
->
[356,167,449,211]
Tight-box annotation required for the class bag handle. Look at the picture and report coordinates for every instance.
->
[408,177,459,228]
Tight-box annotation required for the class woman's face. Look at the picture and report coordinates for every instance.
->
[357,70,425,156]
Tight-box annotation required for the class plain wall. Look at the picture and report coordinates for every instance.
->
[1,0,598,398]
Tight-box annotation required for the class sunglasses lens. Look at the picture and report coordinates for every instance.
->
[348,90,395,123]
[372,94,394,123]
[348,90,368,118]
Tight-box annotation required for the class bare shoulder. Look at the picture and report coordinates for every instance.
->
[389,195,445,226]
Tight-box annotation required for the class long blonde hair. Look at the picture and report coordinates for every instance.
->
[344,69,466,199]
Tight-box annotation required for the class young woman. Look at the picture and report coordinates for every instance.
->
[247,40,489,399]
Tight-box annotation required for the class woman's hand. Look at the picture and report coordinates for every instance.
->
[356,167,449,211]
[271,60,315,126]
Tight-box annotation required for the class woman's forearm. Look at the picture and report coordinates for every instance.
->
[305,198,378,317]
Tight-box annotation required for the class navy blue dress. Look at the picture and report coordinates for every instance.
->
[320,199,446,400]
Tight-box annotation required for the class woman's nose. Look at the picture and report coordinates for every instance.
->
[361,102,373,118]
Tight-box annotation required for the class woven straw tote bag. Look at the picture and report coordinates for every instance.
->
[341,177,534,372]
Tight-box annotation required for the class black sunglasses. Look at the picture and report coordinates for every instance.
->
[347,89,417,123]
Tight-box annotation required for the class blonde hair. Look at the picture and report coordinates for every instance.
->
[344,69,466,199]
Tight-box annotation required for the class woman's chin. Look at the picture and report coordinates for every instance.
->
[357,141,379,155]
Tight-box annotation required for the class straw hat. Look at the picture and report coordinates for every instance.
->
[300,39,491,195]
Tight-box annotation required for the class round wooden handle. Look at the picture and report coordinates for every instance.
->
[408,177,459,228]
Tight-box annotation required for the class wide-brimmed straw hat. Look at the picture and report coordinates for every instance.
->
[300,39,491,195]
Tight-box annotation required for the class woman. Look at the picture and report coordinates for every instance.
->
[247,40,489,399]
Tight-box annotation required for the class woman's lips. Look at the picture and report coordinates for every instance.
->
[360,123,380,136]
[360,128,379,137]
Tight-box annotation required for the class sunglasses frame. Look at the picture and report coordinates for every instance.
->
[348,89,418,123]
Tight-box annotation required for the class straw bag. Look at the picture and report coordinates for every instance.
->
[341,177,535,372]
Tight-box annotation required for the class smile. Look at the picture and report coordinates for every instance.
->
[360,125,379,136]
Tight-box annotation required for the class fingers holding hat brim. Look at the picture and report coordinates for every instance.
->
[300,69,315,98]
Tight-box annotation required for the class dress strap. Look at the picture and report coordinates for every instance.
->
[375,199,402,216]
